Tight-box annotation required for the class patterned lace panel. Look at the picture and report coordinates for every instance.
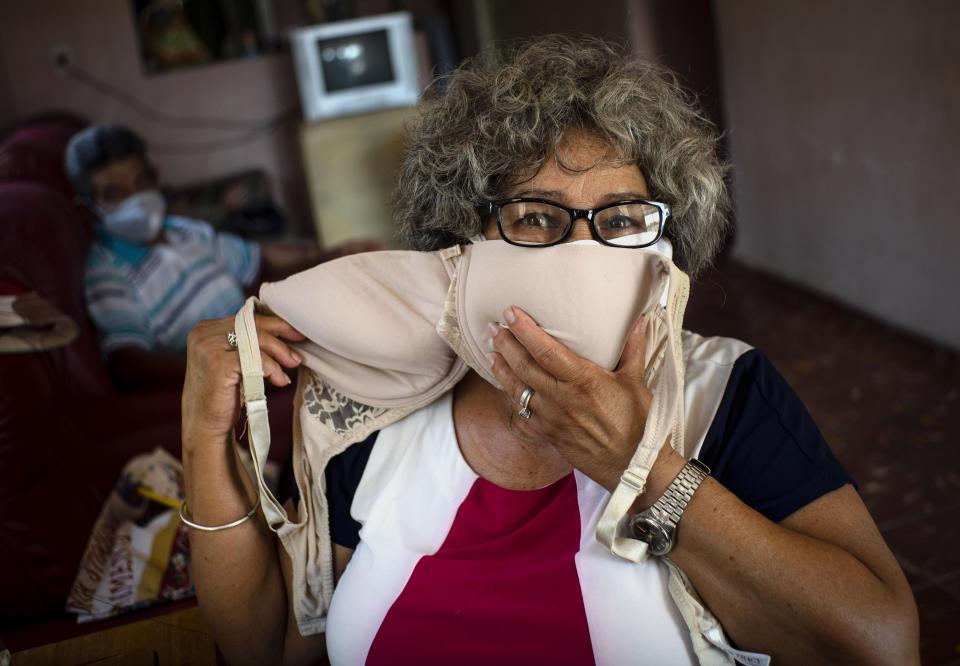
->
[303,373,387,435]
[435,266,467,359]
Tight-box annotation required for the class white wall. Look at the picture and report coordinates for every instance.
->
[715,0,960,349]
[0,0,311,235]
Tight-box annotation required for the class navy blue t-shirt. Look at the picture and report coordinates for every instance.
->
[697,349,853,523]
[323,349,853,548]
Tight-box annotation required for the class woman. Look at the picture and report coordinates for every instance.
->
[181,36,919,665]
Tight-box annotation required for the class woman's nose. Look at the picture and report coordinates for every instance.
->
[567,219,594,242]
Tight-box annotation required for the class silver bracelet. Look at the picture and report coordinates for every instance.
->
[179,498,260,532]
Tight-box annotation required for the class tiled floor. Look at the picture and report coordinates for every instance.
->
[686,259,960,665]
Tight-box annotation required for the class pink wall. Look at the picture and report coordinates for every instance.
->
[0,0,311,236]
[0,43,15,130]
[715,0,960,349]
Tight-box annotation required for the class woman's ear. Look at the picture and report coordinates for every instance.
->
[479,211,499,241]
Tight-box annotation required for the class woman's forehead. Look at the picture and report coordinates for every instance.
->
[553,130,624,168]
[507,135,650,204]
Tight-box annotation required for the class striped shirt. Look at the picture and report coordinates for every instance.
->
[84,216,260,354]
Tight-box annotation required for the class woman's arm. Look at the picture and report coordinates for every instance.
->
[642,446,919,665]
[488,306,920,666]
[181,315,326,666]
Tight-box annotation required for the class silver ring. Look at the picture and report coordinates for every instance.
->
[227,331,238,349]
[518,386,534,420]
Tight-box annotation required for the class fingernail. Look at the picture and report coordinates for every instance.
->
[284,374,292,385]
[487,322,500,340]
[292,351,303,364]
[503,307,517,325]
[487,352,496,369]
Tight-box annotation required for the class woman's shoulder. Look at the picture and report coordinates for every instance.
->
[681,332,811,426]
[682,332,854,522]
[682,330,753,369]
[681,330,808,424]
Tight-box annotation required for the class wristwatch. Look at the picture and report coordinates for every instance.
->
[629,458,710,556]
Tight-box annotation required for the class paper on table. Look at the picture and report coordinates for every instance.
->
[0,296,26,328]
[0,293,79,353]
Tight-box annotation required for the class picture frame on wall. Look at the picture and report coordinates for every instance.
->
[130,0,279,75]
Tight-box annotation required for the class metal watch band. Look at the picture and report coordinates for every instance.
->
[649,458,710,528]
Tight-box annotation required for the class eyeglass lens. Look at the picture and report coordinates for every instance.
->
[499,201,662,247]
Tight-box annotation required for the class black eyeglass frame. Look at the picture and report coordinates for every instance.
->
[479,197,671,248]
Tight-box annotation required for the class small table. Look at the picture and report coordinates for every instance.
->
[9,607,217,666]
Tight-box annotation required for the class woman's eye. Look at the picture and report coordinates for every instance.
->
[518,213,560,228]
[603,215,641,230]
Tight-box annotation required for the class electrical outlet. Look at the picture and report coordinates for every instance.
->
[51,44,72,73]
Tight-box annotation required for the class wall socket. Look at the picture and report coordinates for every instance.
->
[51,44,72,74]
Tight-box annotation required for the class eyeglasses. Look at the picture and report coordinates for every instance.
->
[480,197,670,248]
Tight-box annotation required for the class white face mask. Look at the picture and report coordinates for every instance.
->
[99,190,166,244]
[441,240,683,388]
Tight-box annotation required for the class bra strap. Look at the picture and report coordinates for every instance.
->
[234,296,291,531]
[596,262,689,561]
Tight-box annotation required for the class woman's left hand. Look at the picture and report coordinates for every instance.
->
[488,305,659,492]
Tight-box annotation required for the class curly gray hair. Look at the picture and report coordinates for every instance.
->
[394,35,730,277]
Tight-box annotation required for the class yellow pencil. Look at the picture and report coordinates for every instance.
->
[137,485,182,509]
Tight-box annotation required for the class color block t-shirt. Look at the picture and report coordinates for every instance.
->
[322,333,853,665]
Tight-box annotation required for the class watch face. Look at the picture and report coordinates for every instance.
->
[632,517,672,556]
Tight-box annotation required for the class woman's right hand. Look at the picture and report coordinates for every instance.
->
[181,314,306,449]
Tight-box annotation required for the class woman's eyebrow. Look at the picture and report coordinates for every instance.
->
[511,190,653,205]
[511,189,566,200]
[596,192,652,205]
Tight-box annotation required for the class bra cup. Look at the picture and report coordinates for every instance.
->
[261,249,459,406]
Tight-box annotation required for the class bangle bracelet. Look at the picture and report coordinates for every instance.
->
[179,498,260,532]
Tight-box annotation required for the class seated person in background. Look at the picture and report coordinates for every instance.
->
[65,124,381,393]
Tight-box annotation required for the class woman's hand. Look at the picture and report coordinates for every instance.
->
[181,314,305,448]
[488,306,669,493]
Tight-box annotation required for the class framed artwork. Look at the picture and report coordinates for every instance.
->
[131,0,280,74]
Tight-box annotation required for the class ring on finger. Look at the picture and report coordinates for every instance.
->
[518,385,534,420]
